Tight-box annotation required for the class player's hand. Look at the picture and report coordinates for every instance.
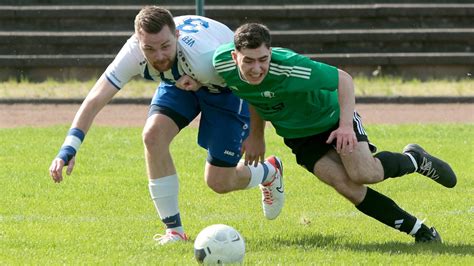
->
[326,125,357,155]
[49,156,76,183]
[175,75,202,91]
[241,135,266,167]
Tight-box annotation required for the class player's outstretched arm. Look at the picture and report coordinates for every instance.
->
[49,76,119,183]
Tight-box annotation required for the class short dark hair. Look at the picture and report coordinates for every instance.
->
[234,23,271,51]
[134,6,175,34]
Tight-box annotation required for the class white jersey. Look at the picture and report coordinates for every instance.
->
[104,15,234,93]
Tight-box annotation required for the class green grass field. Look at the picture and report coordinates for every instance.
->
[0,124,473,265]
[0,76,473,99]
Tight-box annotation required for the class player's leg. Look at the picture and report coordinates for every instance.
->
[144,83,200,245]
[338,112,417,184]
[144,113,179,181]
[197,90,284,220]
[202,159,279,193]
[285,130,441,243]
[314,150,441,243]
[341,112,456,187]
[203,156,283,220]
[339,141,383,184]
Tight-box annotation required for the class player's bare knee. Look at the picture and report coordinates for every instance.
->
[142,127,154,146]
[142,127,165,150]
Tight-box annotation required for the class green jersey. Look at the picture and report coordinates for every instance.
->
[213,43,340,138]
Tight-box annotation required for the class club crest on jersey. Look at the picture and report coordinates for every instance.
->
[261,91,275,98]
[177,17,209,33]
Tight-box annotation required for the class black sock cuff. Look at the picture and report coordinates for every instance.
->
[356,187,378,212]
[162,213,182,229]
[375,151,415,179]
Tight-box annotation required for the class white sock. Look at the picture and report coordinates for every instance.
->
[245,161,276,189]
[148,174,180,222]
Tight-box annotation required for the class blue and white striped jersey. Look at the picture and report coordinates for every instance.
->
[104,15,233,92]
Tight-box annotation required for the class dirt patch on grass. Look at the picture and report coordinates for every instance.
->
[0,103,472,128]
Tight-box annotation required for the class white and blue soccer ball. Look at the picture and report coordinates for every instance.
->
[194,224,245,265]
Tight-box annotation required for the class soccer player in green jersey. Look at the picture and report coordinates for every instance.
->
[212,23,457,243]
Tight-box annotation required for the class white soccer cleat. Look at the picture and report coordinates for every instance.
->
[153,229,189,245]
[259,156,284,220]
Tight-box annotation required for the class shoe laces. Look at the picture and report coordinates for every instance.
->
[261,172,279,205]
[261,186,273,205]
[418,157,440,180]
[153,230,188,245]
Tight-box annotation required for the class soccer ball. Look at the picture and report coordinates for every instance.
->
[194,224,245,265]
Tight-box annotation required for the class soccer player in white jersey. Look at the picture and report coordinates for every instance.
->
[48,6,284,245]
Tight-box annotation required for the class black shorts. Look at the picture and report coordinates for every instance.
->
[283,112,377,173]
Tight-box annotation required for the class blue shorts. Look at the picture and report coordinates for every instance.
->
[149,83,250,167]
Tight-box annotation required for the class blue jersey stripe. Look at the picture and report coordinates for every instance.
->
[143,65,153,81]
[262,163,269,183]
[105,74,121,90]
[171,59,181,81]
[159,72,174,84]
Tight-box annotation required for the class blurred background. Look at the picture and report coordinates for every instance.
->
[0,0,473,82]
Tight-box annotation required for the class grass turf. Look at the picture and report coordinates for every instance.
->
[0,124,472,264]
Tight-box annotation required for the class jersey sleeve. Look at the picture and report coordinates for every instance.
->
[104,35,144,90]
[302,54,339,91]
[270,48,339,93]
[292,53,339,93]
[212,42,237,83]
[175,16,234,88]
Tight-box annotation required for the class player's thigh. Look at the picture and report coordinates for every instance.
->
[314,150,367,204]
[198,91,250,167]
[339,141,383,183]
